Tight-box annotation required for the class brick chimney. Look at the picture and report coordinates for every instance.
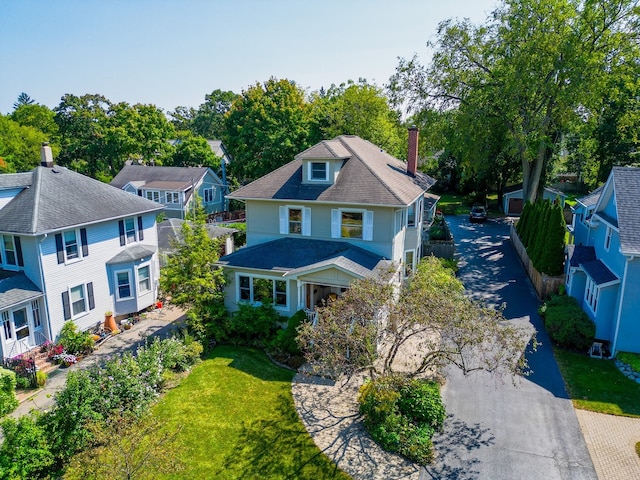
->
[40,142,54,168]
[407,127,418,176]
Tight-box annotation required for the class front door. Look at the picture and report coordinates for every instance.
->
[13,307,32,351]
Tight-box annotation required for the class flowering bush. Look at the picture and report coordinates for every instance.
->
[53,353,77,365]
[47,344,64,361]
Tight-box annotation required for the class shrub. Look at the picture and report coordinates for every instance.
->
[0,414,54,479]
[36,370,47,388]
[186,301,229,344]
[0,367,18,417]
[541,295,595,351]
[58,321,94,355]
[229,302,280,345]
[358,375,444,465]
[270,310,305,355]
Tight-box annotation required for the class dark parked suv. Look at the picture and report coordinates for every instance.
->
[469,205,488,223]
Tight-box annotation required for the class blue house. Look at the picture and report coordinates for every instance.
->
[566,167,640,355]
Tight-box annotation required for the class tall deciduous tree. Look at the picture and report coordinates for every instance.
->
[0,115,52,173]
[11,103,58,140]
[223,78,312,183]
[298,257,532,381]
[170,89,239,140]
[166,131,220,169]
[310,79,404,158]
[389,0,640,203]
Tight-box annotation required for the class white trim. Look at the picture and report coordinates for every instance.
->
[69,283,89,319]
[584,277,599,314]
[1,235,18,271]
[604,225,612,252]
[62,228,84,264]
[404,249,416,277]
[137,264,152,294]
[145,190,161,203]
[308,161,329,182]
[114,270,134,301]
[235,272,289,311]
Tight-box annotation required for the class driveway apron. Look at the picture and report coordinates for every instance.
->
[422,215,597,480]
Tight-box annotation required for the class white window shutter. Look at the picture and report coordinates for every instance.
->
[279,206,287,234]
[364,210,374,241]
[331,209,340,238]
[302,207,311,236]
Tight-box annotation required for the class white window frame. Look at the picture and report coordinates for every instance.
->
[308,161,329,182]
[69,284,88,318]
[63,229,82,262]
[166,192,181,204]
[585,277,600,314]
[1,235,17,268]
[145,190,161,203]
[604,225,612,251]
[407,202,417,228]
[115,270,134,301]
[236,273,289,310]
[125,218,137,244]
[2,311,12,340]
[279,206,311,236]
[31,300,42,329]
[331,209,374,241]
[137,264,151,294]
[203,187,216,204]
[404,249,416,277]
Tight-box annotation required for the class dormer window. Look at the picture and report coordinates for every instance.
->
[309,162,329,181]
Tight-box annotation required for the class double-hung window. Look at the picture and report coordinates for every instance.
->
[604,226,612,251]
[146,191,161,203]
[331,209,374,241]
[119,217,144,246]
[585,277,599,314]
[138,265,151,293]
[125,218,136,243]
[279,206,311,236]
[62,282,95,320]
[203,188,215,204]
[56,229,88,264]
[115,271,132,300]
[2,236,17,266]
[407,203,416,227]
[166,192,180,204]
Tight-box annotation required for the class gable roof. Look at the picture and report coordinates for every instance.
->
[157,218,236,251]
[611,167,640,255]
[228,136,436,207]
[218,237,391,279]
[0,166,163,235]
[576,185,604,209]
[503,183,566,197]
[110,165,214,190]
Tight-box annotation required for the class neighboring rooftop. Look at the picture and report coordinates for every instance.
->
[157,218,237,252]
[228,135,436,207]
[0,166,163,235]
[611,166,640,255]
[110,165,211,191]
[576,185,604,208]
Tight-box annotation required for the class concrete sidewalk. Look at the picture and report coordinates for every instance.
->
[11,305,186,418]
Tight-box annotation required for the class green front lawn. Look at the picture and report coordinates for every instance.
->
[554,349,640,417]
[153,346,350,479]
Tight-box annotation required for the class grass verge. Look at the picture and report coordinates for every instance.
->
[554,349,640,417]
[152,345,350,479]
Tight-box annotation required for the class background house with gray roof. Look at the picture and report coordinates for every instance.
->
[110,164,225,219]
[218,130,436,316]
[0,144,163,359]
[565,167,640,355]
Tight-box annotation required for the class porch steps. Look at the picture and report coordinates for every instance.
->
[32,350,59,376]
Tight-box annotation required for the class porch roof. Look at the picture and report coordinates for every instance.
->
[566,244,596,268]
[583,259,618,286]
[218,238,391,279]
[107,245,157,265]
[0,272,43,310]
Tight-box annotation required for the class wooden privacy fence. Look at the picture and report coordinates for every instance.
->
[509,224,564,299]
[423,240,455,259]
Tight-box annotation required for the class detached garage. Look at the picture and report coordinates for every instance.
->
[502,184,566,215]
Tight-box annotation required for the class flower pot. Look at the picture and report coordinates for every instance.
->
[105,314,117,332]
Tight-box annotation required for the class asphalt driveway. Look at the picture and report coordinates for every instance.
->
[421,215,597,480]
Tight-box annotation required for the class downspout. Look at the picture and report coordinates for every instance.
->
[609,254,634,358]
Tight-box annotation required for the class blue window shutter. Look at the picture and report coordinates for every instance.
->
[137,216,144,241]
[55,234,64,264]
[14,236,23,267]
[119,220,126,246]
[62,291,71,320]
[80,228,89,257]
[87,282,95,310]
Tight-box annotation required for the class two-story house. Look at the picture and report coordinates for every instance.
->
[110,164,225,219]
[565,167,640,355]
[0,145,163,359]
[218,130,436,316]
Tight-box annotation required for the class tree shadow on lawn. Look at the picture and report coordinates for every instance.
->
[213,346,295,383]
[218,393,349,479]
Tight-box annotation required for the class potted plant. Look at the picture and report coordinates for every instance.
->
[104,311,116,332]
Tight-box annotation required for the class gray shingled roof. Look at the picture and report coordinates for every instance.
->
[157,218,236,251]
[0,166,163,235]
[110,165,210,189]
[0,271,43,310]
[218,237,390,279]
[577,185,604,208]
[566,245,596,268]
[107,244,157,264]
[582,259,619,285]
[228,136,436,207]
[503,183,567,197]
[612,167,640,255]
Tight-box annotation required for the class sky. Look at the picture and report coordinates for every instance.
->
[0,0,499,115]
